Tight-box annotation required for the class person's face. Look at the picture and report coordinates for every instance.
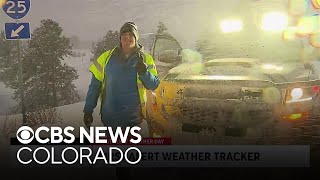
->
[120,32,136,49]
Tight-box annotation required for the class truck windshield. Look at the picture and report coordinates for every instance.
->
[197,32,306,63]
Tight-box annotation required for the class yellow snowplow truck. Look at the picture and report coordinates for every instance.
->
[145,2,320,145]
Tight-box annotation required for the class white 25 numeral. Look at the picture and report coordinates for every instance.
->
[18,1,26,13]
[6,1,26,14]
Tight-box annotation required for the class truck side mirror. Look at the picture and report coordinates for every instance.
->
[158,50,181,64]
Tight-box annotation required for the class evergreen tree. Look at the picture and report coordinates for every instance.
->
[0,31,21,114]
[91,30,120,61]
[0,31,18,82]
[0,19,79,112]
[70,35,80,49]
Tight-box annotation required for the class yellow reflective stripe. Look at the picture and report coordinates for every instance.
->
[147,64,155,70]
[139,91,146,104]
[137,82,144,89]
[149,68,157,76]
[104,48,116,65]
[144,53,158,76]
[98,49,115,114]
[93,60,103,73]
[89,64,103,82]
[137,82,146,104]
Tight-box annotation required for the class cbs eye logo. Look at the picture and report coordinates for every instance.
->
[16,126,34,144]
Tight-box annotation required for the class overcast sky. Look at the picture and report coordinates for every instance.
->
[1,0,240,46]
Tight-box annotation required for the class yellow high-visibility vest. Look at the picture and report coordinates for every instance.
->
[89,47,158,118]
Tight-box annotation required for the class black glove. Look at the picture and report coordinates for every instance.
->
[136,61,147,75]
[83,113,93,129]
[136,52,147,75]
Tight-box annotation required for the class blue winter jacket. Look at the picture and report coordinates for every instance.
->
[83,48,160,127]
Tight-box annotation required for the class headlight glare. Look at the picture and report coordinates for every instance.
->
[261,12,288,31]
[291,88,303,100]
[220,19,243,33]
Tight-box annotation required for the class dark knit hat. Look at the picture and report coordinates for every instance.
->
[120,22,139,41]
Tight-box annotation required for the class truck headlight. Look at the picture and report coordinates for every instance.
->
[261,12,288,31]
[220,19,243,33]
[285,86,319,103]
[291,88,303,101]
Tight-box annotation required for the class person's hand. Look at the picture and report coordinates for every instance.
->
[83,113,93,129]
[136,52,147,75]
[136,61,147,75]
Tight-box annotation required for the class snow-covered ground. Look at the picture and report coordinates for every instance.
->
[63,49,93,101]
[0,82,16,115]
[0,101,150,148]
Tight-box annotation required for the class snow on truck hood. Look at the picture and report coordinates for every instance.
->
[166,58,316,83]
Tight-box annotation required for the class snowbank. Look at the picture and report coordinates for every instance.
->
[0,101,150,149]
